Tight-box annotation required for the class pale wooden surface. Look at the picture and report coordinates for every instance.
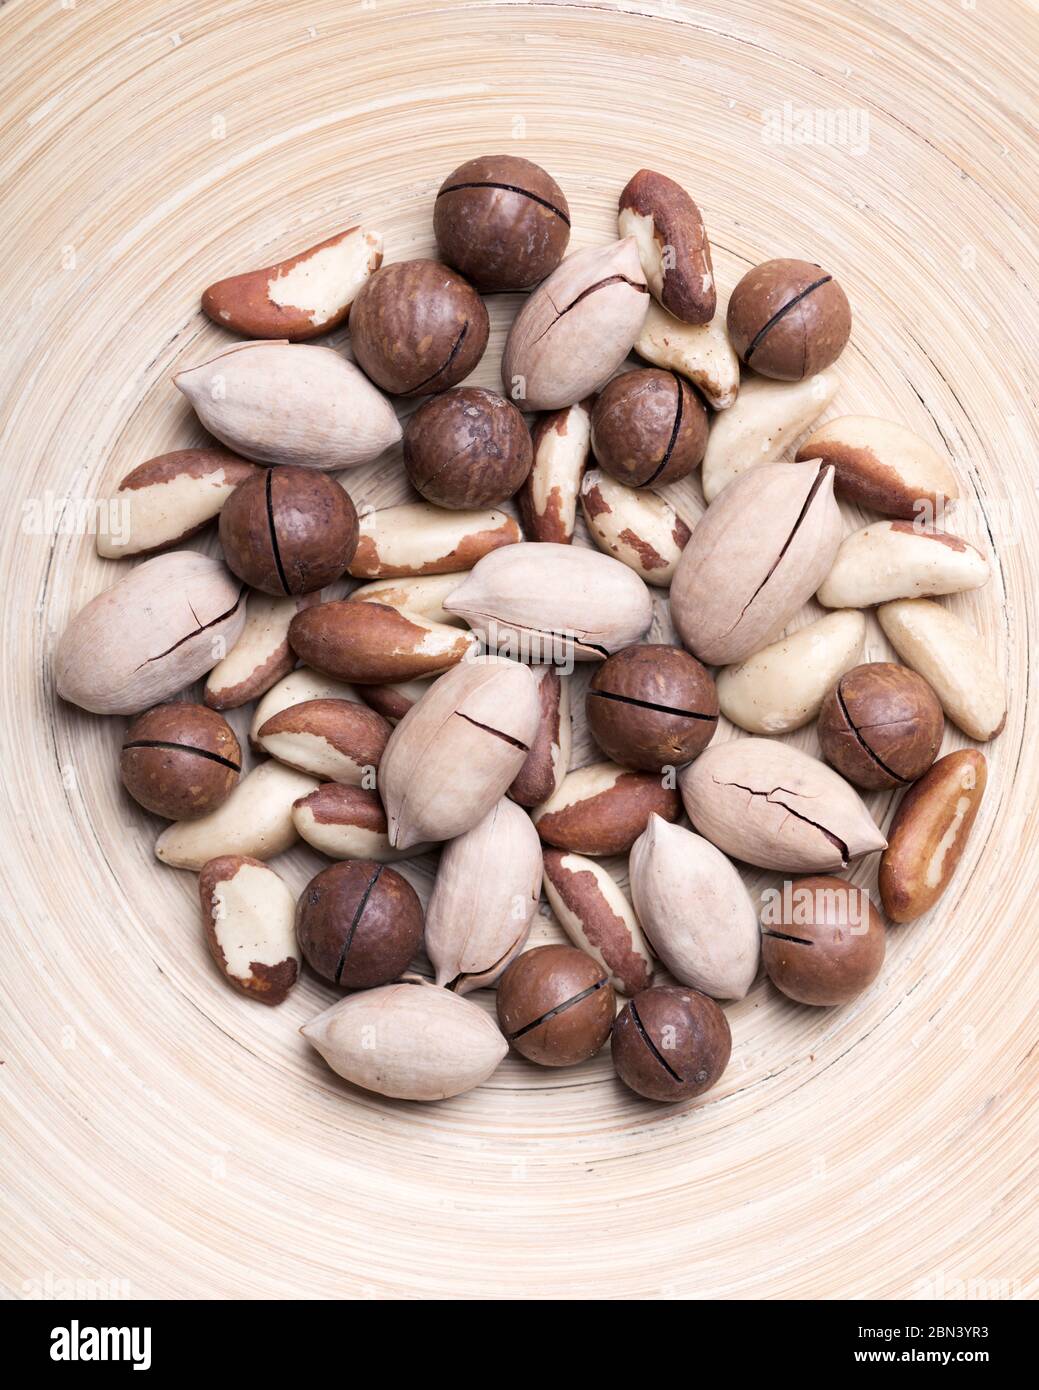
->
[1,0,1037,1301]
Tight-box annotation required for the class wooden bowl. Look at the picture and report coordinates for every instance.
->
[2,0,1036,1299]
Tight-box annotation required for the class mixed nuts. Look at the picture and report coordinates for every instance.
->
[56,152,1005,1113]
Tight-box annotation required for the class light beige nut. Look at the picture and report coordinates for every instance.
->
[580,468,691,586]
[292,783,430,862]
[701,371,838,502]
[379,656,540,849]
[629,814,759,999]
[96,448,258,558]
[348,573,468,626]
[670,460,842,665]
[198,855,299,1005]
[206,591,318,710]
[174,340,401,470]
[155,759,318,870]
[426,797,544,993]
[302,978,508,1101]
[55,551,246,716]
[877,598,1005,741]
[542,849,653,995]
[796,415,959,520]
[347,502,521,578]
[633,300,740,410]
[444,542,654,662]
[817,521,989,608]
[257,697,391,782]
[716,610,867,734]
[358,678,433,724]
[879,749,987,923]
[502,239,649,411]
[518,399,594,543]
[618,169,715,324]
[288,600,479,684]
[508,667,571,808]
[202,225,382,339]
[532,761,680,856]
[250,667,361,747]
[679,737,886,872]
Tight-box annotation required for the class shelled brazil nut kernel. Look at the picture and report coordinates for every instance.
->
[96,448,258,559]
[201,225,382,340]
[879,750,987,923]
[618,168,716,325]
[199,855,299,1005]
[579,469,693,587]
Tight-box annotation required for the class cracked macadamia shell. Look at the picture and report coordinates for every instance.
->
[761,876,885,1006]
[817,662,944,790]
[219,466,358,596]
[586,643,717,771]
[612,986,731,1102]
[727,258,851,380]
[495,944,615,1067]
[295,860,424,990]
[434,154,571,291]
[349,258,489,396]
[590,368,707,487]
[121,703,241,821]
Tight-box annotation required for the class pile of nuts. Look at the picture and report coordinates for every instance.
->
[55,155,1004,1105]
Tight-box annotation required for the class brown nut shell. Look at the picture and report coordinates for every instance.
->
[761,875,885,1006]
[219,466,358,595]
[496,944,615,1067]
[727,258,851,380]
[348,258,489,395]
[611,986,731,1103]
[590,369,707,487]
[434,154,571,292]
[878,749,987,924]
[121,703,241,820]
[818,662,944,790]
[587,644,718,772]
[403,387,532,509]
[295,860,424,989]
